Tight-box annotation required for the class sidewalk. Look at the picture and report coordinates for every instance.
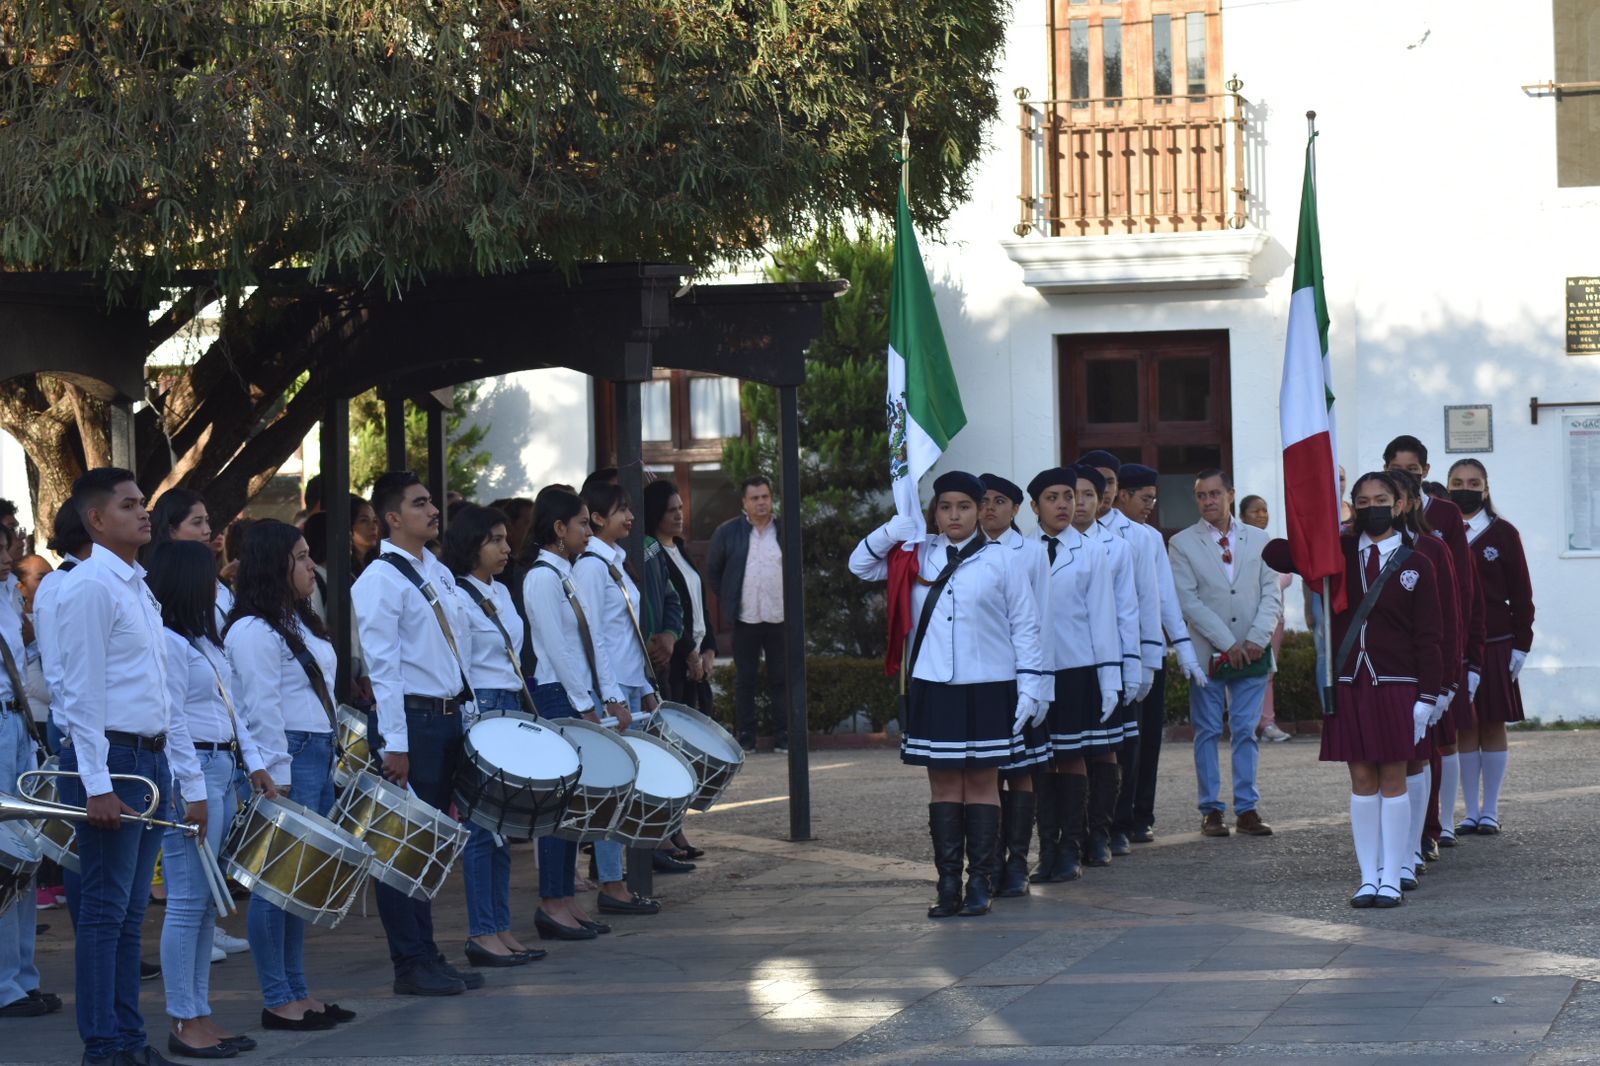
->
[13,731,1599,1063]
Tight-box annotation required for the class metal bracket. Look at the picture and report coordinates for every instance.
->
[1530,396,1600,424]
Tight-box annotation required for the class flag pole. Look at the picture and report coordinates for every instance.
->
[901,113,911,196]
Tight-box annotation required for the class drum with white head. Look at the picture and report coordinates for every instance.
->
[647,701,745,811]
[549,718,638,842]
[331,771,468,900]
[333,704,379,788]
[453,710,580,840]
[607,733,696,846]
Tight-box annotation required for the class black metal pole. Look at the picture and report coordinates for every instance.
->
[777,384,811,842]
[322,396,353,699]
[384,389,407,471]
[612,378,655,896]
[110,396,136,474]
[426,403,447,531]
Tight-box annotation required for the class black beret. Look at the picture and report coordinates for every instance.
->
[1076,449,1122,472]
[979,473,1024,507]
[1118,463,1159,491]
[1073,465,1107,495]
[1027,467,1078,501]
[931,470,985,503]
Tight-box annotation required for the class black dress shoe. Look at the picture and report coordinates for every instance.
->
[313,1002,356,1023]
[0,995,51,1017]
[598,892,661,915]
[261,1008,337,1030]
[27,989,63,1013]
[534,908,597,941]
[1400,874,1419,891]
[464,939,528,967]
[1477,817,1501,835]
[1109,832,1131,857]
[140,960,161,981]
[1349,883,1378,908]
[217,1036,256,1052]
[118,1047,182,1065]
[392,964,465,997]
[652,851,695,874]
[432,955,485,989]
[1373,887,1404,909]
[577,918,611,935]
[513,947,548,962]
[166,1034,238,1060]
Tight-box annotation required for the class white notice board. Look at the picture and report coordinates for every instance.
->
[1565,412,1600,557]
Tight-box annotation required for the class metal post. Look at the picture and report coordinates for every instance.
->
[384,389,407,471]
[777,384,811,842]
[426,403,447,531]
[110,397,136,473]
[612,377,655,896]
[322,396,353,698]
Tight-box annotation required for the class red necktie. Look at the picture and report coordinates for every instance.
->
[1364,545,1380,586]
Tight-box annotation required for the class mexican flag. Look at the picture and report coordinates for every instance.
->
[1278,134,1346,614]
[884,177,966,676]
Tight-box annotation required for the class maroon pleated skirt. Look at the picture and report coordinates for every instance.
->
[1471,641,1526,724]
[1320,682,1420,764]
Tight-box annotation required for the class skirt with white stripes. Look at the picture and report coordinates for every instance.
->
[1047,667,1122,755]
[901,679,1022,768]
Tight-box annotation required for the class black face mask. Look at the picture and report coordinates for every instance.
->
[1354,506,1395,536]
[1449,489,1484,515]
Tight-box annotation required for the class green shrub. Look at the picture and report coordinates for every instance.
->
[710,655,900,735]
[1162,629,1323,724]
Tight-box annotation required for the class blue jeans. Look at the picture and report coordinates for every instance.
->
[534,684,580,899]
[159,748,238,1019]
[248,730,333,1008]
[369,706,462,970]
[59,742,170,1058]
[463,689,521,936]
[1190,673,1270,815]
[594,684,647,883]
[0,709,39,1007]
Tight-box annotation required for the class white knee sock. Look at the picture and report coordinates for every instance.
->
[1379,794,1411,893]
[1404,771,1428,872]
[1438,753,1461,833]
[1459,749,1482,822]
[1481,750,1509,822]
[1350,793,1381,891]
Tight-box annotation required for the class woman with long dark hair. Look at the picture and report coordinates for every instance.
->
[1447,458,1533,836]
[522,489,628,939]
[224,520,350,1031]
[442,505,543,967]
[147,541,273,1057]
[148,488,235,641]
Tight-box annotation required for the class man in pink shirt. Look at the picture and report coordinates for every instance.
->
[707,476,788,753]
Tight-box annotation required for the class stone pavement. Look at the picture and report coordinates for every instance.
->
[12,730,1600,1064]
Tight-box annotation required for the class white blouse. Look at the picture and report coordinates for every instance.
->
[453,574,525,694]
[225,615,336,786]
[525,550,623,712]
[164,630,267,780]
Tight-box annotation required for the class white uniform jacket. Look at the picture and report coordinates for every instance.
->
[849,525,1051,703]
[1099,509,1166,670]
[1040,527,1123,698]
[1081,521,1143,694]
[989,527,1050,625]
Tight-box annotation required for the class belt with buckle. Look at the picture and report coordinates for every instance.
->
[105,730,167,752]
[193,741,237,752]
[403,695,462,716]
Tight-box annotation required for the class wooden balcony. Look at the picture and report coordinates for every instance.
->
[1015,84,1259,238]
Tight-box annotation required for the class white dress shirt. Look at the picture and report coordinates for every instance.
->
[572,540,650,689]
[225,615,335,785]
[1100,509,1166,669]
[1465,508,1492,542]
[31,559,81,711]
[165,630,268,789]
[454,574,525,693]
[214,580,234,634]
[1081,521,1144,693]
[662,544,707,648]
[850,526,1051,701]
[525,549,624,711]
[739,518,785,624]
[0,581,23,706]
[351,539,473,755]
[53,545,203,801]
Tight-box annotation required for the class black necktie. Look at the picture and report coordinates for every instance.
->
[946,545,959,566]
[1043,535,1059,564]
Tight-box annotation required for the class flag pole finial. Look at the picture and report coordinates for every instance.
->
[900,113,911,196]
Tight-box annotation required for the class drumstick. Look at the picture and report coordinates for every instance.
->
[600,712,653,730]
[197,839,236,917]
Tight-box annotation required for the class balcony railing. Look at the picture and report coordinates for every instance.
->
[1015,82,1260,238]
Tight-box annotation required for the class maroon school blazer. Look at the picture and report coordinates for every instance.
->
[1413,532,1461,682]
[1424,496,1485,670]
[1468,516,1534,652]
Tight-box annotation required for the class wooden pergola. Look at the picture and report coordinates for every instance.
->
[1,265,841,863]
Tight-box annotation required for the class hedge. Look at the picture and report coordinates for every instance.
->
[710,656,899,735]
[1162,629,1322,724]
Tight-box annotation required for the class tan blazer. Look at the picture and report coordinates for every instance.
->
[1167,518,1283,666]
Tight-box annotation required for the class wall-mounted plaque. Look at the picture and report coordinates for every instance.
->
[1444,405,1493,453]
[1564,412,1600,556]
[1567,277,1600,354]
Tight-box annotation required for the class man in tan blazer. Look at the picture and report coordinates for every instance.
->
[1168,470,1284,838]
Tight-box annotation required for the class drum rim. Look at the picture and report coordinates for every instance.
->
[654,700,745,763]
[620,732,698,803]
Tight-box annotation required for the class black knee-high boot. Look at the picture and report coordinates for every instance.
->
[1030,773,1061,883]
[928,802,965,919]
[1084,761,1121,867]
[996,789,1035,897]
[958,803,1000,916]
[1050,772,1087,882]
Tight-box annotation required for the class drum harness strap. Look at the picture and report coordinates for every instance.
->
[531,560,605,710]
[0,632,45,752]
[579,551,664,707]
[190,638,247,764]
[457,578,539,715]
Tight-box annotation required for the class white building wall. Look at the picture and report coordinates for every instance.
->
[921,1,1600,715]
[469,367,595,500]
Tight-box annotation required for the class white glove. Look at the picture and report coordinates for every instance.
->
[1411,700,1431,746]
[1121,662,1141,703]
[1428,691,1450,726]
[1466,670,1481,700]
[1135,667,1155,703]
[1176,644,1209,689]
[1100,689,1120,723]
[1509,649,1527,681]
[1028,695,1050,728]
[885,514,923,543]
[1014,695,1047,733]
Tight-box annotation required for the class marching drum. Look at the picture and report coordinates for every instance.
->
[550,718,638,843]
[331,771,467,901]
[608,733,696,847]
[453,711,580,841]
[647,701,745,811]
[333,704,379,788]
[19,757,78,872]
[0,821,41,919]
[222,794,373,928]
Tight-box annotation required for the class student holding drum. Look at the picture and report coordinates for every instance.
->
[147,540,273,1058]
[523,488,629,940]
[441,505,545,967]
[225,520,353,1028]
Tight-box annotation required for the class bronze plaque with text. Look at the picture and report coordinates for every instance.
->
[1567,277,1600,354]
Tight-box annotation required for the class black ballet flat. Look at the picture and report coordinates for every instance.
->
[314,1002,357,1023]
[1373,887,1404,909]
[261,1008,336,1031]
[464,939,528,968]
[533,908,596,941]
[1349,883,1378,909]
[577,918,612,935]
[1476,817,1501,835]
[514,947,548,962]
[167,1034,239,1059]
[219,1035,257,1052]
[1400,873,1419,892]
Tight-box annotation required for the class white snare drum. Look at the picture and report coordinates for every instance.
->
[452,711,580,841]
[222,794,373,928]
[19,757,77,872]
[607,733,696,847]
[550,718,638,843]
[331,771,467,901]
[0,821,41,919]
[648,701,745,811]
[333,704,378,788]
